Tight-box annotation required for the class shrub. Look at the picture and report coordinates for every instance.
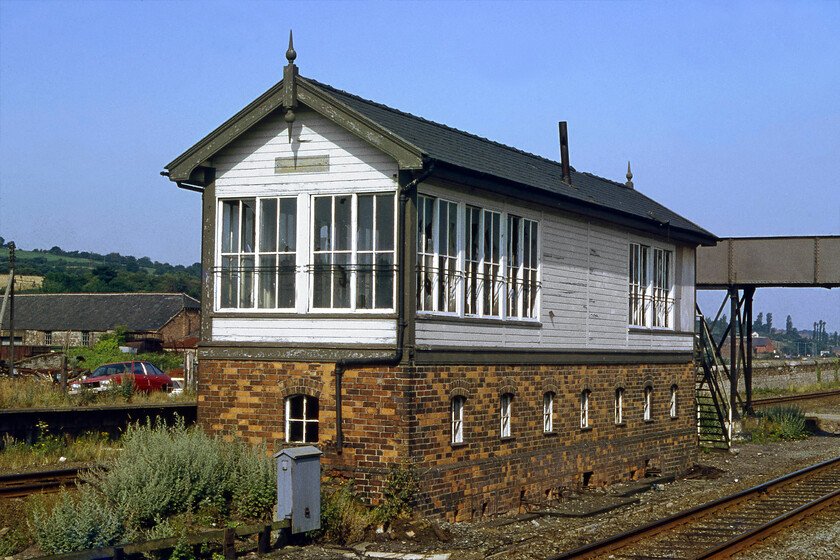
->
[375,460,418,521]
[319,479,372,544]
[29,488,125,554]
[229,441,277,519]
[750,405,810,442]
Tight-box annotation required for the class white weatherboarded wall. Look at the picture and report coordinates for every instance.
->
[210,108,399,345]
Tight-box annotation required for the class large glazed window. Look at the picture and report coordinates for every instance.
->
[629,243,673,328]
[417,195,539,320]
[312,194,395,310]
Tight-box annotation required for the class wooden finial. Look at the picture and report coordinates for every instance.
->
[283,30,298,143]
[625,161,634,189]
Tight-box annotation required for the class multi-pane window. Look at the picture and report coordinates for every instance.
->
[581,390,591,428]
[451,396,465,443]
[500,393,513,437]
[81,331,90,347]
[44,331,52,345]
[670,385,678,417]
[311,194,395,310]
[219,194,394,312]
[543,392,554,432]
[221,198,297,309]
[629,243,673,328]
[643,386,652,421]
[615,388,624,425]
[285,395,319,443]
[418,195,539,319]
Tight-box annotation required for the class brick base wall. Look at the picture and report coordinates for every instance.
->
[198,358,696,520]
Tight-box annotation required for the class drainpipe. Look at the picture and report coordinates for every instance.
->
[334,162,434,454]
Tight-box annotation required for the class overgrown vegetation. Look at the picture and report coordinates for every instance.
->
[20,419,276,555]
[746,405,810,443]
[67,326,184,372]
[0,420,118,472]
[319,460,419,545]
[0,376,193,409]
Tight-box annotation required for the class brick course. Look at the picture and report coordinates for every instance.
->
[198,358,696,520]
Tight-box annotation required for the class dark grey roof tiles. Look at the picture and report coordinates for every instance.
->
[1,293,199,332]
[308,79,714,242]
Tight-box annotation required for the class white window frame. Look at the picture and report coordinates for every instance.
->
[417,194,540,321]
[643,386,652,421]
[285,394,319,443]
[215,193,396,314]
[629,242,674,329]
[500,393,513,437]
[670,385,678,418]
[44,331,52,345]
[615,388,624,425]
[580,390,591,429]
[543,392,554,432]
[451,396,465,444]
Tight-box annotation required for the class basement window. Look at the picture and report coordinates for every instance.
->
[286,395,319,443]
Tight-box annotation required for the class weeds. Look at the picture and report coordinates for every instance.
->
[0,376,194,409]
[319,479,373,544]
[747,405,810,443]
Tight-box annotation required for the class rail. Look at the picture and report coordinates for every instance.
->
[545,455,840,559]
[0,467,97,498]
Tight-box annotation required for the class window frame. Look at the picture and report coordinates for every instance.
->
[416,193,540,321]
[580,389,591,429]
[615,387,625,425]
[500,393,513,438]
[670,385,678,418]
[285,394,319,443]
[643,386,653,421]
[543,392,555,433]
[451,396,465,444]
[628,242,674,329]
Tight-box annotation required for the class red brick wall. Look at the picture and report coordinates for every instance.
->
[198,358,696,520]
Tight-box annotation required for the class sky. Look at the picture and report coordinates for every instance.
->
[0,0,838,332]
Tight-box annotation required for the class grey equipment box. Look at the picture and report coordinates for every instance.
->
[275,446,322,533]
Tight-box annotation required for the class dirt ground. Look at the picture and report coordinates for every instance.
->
[268,432,840,560]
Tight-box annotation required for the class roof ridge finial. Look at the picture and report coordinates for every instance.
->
[625,161,634,189]
[286,30,297,64]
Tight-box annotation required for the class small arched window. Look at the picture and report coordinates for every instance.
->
[543,392,555,432]
[670,385,678,417]
[580,389,591,428]
[451,396,465,444]
[615,388,625,425]
[643,386,652,421]
[286,394,319,443]
[500,393,513,437]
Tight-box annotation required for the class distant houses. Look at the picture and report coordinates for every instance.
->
[1,293,199,351]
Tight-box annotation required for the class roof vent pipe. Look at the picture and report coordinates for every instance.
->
[558,121,571,185]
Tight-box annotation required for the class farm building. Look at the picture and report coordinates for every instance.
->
[0,293,199,351]
[163,41,716,520]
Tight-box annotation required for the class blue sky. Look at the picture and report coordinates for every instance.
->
[0,0,837,332]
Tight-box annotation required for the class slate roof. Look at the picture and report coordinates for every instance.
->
[1,293,199,333]
[309,79,715,244]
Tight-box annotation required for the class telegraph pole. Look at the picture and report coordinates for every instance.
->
[8,242,15,375]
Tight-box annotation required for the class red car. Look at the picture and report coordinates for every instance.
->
[69,361,173,393]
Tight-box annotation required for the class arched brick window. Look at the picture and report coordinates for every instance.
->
[500,393,513,438]
[580,389,591,428]
[615,387,625,425]
[451,396,465,444]
[643,385,653,421]
[285,394,319,443]
[543,392,555,432]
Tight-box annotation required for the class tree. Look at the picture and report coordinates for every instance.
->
[786,315,793,334]
[754,312,764,333]
[766,313,773,332]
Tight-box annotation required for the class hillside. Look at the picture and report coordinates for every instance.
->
[0,243,200,299]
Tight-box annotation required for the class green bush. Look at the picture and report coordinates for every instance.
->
[319,479,372,544]
[229,441,277,519]
[375,460,418,521]
[29,488,126,554]
[766,405,809,440]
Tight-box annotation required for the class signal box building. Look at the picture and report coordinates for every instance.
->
[164,43,716,520]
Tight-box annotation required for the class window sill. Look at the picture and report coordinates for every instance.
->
[212,311,398,319]
[628,327,693,336]
[450,441,468,448]
[644,419,655,424]
[417,314,542,328]
[615,422,626,427]
[543,430,558,437]
[580,426,593,432]
[500,436,516,442]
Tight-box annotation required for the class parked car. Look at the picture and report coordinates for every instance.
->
[69,361,173,393]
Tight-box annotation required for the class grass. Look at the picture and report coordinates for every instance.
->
[0,424,120,472]
[751,379,840,398]
[744,405,810,443]
[0,377,195,409]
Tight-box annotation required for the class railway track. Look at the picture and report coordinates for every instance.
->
[546,456,840,560]
[751,388,840,407]
[0,466,95,498]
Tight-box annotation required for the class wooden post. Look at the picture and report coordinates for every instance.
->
[223,527,236,560]
[257,524,271,555]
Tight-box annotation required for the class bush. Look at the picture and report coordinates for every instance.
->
[750,405,809,442]
[29,488,125,554]
[319,479,372,544]
[375,460,418,521]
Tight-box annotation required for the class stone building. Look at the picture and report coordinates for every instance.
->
[163,42,716,519]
